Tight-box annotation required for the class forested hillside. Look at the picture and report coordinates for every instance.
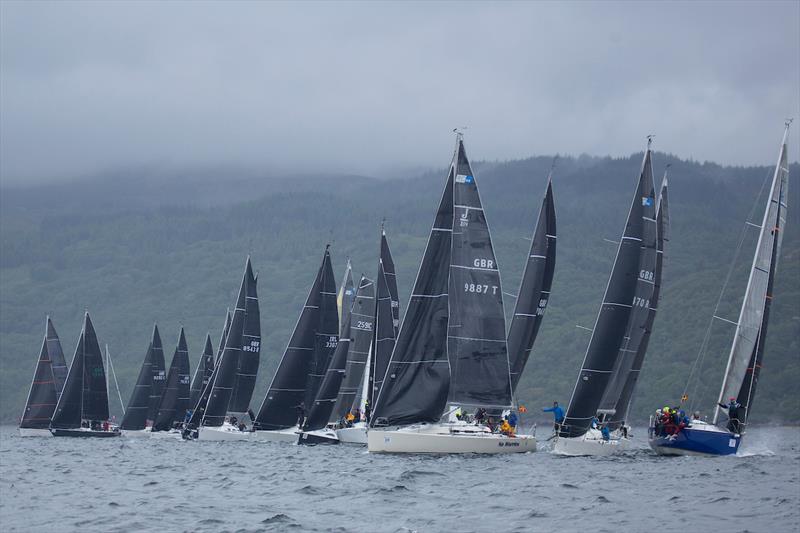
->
[1,152,797,425]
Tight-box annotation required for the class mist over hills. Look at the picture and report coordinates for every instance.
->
[1,151,797,425]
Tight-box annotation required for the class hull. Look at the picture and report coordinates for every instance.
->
[648,421,740,456]
[298,428,340,445]
[552,429,629,456]
[336,424,367,445]
[51,427,121,438]
[197,424,254,441]
[251,426,300,443]
[18,427,53,438]
[368,423,536,454]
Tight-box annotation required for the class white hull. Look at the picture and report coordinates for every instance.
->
[552,429,630,456]
[18,428,53,437]
[368,423,536,454]
[251,426,300,443]
[197,424,254,441]
[336,425,367,445]
[298,427,340,444]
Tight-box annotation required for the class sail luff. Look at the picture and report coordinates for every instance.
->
[506,179,556,392]
[714,127,789,425]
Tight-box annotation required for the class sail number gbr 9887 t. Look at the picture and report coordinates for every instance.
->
[464,283,499,295]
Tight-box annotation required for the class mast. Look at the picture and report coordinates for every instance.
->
[559,144,655,439]
[331,276,375,422]
[446,137,513,410]
[229,257,261,416]
[714,123,790,426]
[506,178,556,393]
[370,148,455,427]
[254,246,339,430]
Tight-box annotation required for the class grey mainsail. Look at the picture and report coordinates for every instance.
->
[20,317,68,430]
[559,146,656,439]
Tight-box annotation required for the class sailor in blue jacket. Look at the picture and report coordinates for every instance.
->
[543,401,565,430]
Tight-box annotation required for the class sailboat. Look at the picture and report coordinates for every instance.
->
[50,312,120,437]
[553,141,663,456]
[506,179,556,395]
[337,226,399,444]
[299,275,375,444]
[252,246,339,442]
[150,328,192,438]
[19,317,69,437]
[368,135,535,454]
[649,123,790,456]
[190,333,216,407]
[120,324,166,437]
[187,257,258,440]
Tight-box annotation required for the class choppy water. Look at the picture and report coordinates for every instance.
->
[1,426,798,532]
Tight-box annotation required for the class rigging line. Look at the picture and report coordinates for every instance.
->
[682,164,774,412]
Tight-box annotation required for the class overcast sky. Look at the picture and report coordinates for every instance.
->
[1,1,798,184]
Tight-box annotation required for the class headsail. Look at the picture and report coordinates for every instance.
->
[51,312,110,428]
[371,166,455,427]
[559,147,656,439]
[255,247,339,430]
[229,257,260,415]
[146,326,166,423]
[715,124,790,428]
[331,276,375,422]
[20,317,68,430]
[506,179,556,392]
[446,140,512,409]
[152,328,192,431]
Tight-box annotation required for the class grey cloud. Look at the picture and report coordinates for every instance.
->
[1,0,798,184]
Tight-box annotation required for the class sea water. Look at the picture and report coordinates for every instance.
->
[0,426,798,532]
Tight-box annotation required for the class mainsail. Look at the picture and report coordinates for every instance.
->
[190,334,215,407]
[446,140,512,409]
[506,179,556,392]
[598,152,659,421]
[559,147,656,439]
[229,258,260,415]
[20,317,69,430]
[146,326,166,423]
[51,312,110,428]
[152,328,192,431]
[366,228,400,411]
[254,246,339,430]
[715,125,790,428]
[331,276,375,422]
[120,325,164,430]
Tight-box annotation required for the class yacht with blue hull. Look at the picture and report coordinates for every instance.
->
[649,122,790,457]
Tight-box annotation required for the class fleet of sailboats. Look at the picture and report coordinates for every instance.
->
[15,125,791,459]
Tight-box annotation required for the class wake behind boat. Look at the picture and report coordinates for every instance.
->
[649,122,791,457]
[368,134,535,454]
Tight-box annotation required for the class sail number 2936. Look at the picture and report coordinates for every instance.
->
[464,283,499,295]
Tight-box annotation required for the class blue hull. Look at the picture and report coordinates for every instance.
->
[649,427,741,456]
